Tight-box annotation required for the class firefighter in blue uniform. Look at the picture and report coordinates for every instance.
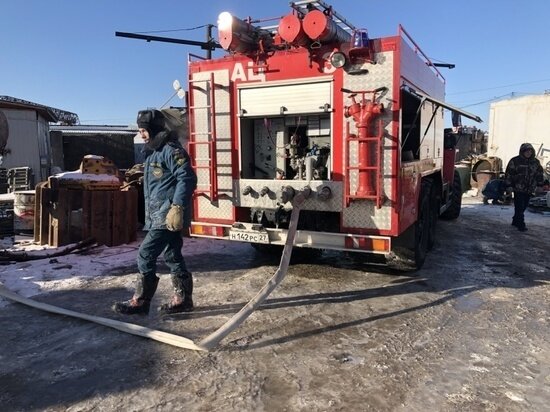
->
[113,109,197,315]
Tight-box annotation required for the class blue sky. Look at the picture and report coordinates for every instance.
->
[2,0,550,129]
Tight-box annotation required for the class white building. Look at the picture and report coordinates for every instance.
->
[0,97,58,186]
[488,94,550,175]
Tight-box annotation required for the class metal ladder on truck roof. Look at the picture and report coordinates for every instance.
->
[188,72,219,202]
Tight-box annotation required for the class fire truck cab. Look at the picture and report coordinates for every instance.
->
[187,0,481,269]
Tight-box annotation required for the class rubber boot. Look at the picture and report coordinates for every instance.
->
[113,274,159,315]
[159,272,194,315]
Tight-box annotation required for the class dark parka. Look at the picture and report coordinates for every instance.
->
[504,143,544,194]
[142,130,197,230]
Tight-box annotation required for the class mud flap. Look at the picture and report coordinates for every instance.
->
[0,192,306,352]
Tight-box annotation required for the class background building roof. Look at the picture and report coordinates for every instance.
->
[0,96,80,125]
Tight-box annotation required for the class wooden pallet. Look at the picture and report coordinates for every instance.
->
[34,183,138,247]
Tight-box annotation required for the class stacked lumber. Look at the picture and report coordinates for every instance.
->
[34,180,138,247]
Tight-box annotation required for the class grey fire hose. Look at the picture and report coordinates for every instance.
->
[199,191,306,350]
[0,283,205,351]
[0,191,307,351]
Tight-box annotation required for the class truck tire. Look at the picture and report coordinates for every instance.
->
[414,181,431,269]
[388,179,431,271]
[441,170,462,220]
[428,180,439,250]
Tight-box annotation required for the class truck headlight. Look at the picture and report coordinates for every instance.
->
[330,51,347,68]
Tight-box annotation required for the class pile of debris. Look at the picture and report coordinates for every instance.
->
[528,191,550,215]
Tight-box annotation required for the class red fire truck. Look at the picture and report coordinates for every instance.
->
[187,0,481,269]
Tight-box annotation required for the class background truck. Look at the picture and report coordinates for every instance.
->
[187,0,481,269]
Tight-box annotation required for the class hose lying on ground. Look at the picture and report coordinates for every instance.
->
[0,283,205,351]
[198,192,305,350]
[0,192,307,351]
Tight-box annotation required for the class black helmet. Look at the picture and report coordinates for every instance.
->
[137,109,165,136]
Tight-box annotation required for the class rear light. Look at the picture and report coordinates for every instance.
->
[372,238,389,252]
[344,236,390,253]
[191,224,226,237]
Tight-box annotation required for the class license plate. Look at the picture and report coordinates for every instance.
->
[229,230,270,244]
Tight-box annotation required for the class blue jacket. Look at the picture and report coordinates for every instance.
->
[482,179,507,199]
[143,131,197,230]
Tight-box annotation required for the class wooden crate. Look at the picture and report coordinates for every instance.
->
[34,184,138,247]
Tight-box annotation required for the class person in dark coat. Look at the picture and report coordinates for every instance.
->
[113,109,197,315]
[504,143,544,232]
[482,176,509,205]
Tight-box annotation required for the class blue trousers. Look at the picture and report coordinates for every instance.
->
[137,229,188,281]
[512,192,530,228]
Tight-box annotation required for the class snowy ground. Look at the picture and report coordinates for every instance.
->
[0,235,245,308]
[0,196,549,411]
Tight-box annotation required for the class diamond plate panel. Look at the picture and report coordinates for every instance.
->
[191,70,234,220]
[342,51,395,230]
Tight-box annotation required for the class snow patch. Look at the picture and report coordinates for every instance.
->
[504,391,525,402]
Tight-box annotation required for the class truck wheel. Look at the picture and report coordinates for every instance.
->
[388,180,431,271]
[427,181,438,251]
[414,181,431,269]
[441,169,462,220]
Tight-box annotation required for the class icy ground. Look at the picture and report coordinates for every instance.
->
[0,196,549,411]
